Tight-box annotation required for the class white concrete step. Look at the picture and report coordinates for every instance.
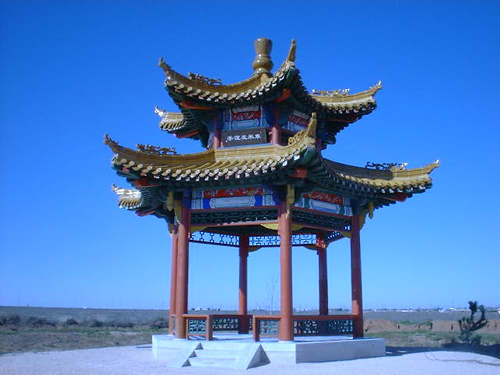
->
[187,344,269,369]
[189,356,238,368]
[200,341,245,350]
[189,348,237,368]
[194,349,237,359]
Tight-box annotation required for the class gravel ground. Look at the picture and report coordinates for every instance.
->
[0,345,499,375]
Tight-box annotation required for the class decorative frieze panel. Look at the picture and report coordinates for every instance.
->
[284,110,310,133]
[223,105,271,130]
[250,234,317,247]
[292,210,350,230]
[191,208,278,225]
[326,231,345,243]
[192,187,278,209]
[190,232,239,247]
[295,191,353,216]
[190,232,332,248]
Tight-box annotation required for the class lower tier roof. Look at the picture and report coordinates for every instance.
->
[105,113,438,201]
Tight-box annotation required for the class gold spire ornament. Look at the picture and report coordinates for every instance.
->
[252,38,273,77]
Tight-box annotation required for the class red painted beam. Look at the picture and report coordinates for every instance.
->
[275,88,291,103]
[179,100,216,111]
[290,168,307,179]
[292,206,352,220]
[175,129,200,138]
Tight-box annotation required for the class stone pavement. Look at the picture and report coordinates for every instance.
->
[0,345,499,375]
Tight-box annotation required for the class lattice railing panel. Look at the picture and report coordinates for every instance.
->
[325,231,345,243]
[250,234,317,247]
[190,231,239,247]
[212,317,239,331]
[187,317,207,334]
[258,319,279,336]
[191,231,347,248]
[294,318,353,336]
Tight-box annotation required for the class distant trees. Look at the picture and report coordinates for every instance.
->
[458,301,487,345]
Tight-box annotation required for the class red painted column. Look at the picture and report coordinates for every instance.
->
[175,193,191,339]
[318,244,328,316]
[278,201,293,341]
[169,225,178,334]
[350,215,364,338]
[239,234,249,333]
[212,116,222,149]
[271,125,280,144]
[271,107,281,144]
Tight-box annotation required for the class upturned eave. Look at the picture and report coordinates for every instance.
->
[104,114,318,185]
[157,40,380,144]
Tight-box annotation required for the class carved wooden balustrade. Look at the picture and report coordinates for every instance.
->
[253,314,355,342]
[252,315,281,342]
[183,314,253,340]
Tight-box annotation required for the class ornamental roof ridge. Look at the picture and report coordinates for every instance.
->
[310,81,382,107]
[155,39,381,145]
[274,39,296,74]
[318,158,439,193]
[158,41,297,96]
[324,159,439,179]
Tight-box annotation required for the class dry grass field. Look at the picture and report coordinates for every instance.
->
[1,306,499,358]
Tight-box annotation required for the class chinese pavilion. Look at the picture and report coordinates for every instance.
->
[105,38,438,342]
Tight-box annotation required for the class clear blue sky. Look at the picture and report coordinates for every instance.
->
[1,1,499,311]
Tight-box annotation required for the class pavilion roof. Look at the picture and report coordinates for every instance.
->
[156,39,381,145]
[315,159,438,195]
[106,114,438,214]
[105,113,318,186]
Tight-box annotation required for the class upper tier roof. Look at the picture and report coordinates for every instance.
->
[156,39,381,145]
[105,114,438,216]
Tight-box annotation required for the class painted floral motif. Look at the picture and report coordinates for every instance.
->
[232,110,261,122]
[203,187,264,198]
[288,111,309,127]
[303,191,344,205]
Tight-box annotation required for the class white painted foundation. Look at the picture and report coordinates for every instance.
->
[152,334,385,367]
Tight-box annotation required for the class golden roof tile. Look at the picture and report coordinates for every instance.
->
[154,106,184,131]
[105,115,437,198]
[158,39,377,116]
[111,184,142,209]
[321,159,439,193]
[104,114,318,184]
[311,81,382,111]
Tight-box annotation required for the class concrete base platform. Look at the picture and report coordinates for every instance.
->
[153,334,385,367]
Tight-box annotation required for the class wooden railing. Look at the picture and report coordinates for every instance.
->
[252,315,281,342]
[183,314,252,340]
[252,314,355,341]
[293,314,354,337]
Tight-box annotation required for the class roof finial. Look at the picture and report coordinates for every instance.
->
[287,39,296,63]
[252,38,273,77]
